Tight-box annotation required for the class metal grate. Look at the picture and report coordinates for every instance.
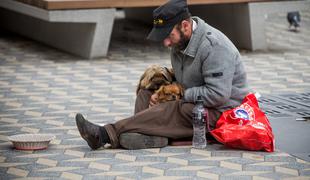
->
[258,98,277,104]
[274,92,310,108]
[262,109,292,118]
[276,104,297,110]
[258,94,310,119]
[297,111,310,117]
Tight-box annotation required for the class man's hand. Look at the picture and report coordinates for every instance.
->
[149,93,159,107]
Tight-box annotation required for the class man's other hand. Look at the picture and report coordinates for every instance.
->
[149,93,159,107]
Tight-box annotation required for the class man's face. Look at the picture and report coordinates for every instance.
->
[163,25,190,51]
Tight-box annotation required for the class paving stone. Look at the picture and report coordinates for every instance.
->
[57,160,91,167]
[69,167,102,175]
[126,172,158,179]
[149,163,182,170]
[201,167,238,175]
[135,156,167,162]
[259,172,295,180]
[188,159,222,166]
[111,165,142,172]
[142,166,164,176]
[1,173,20,180]
[197,171,220,179]
[165,170,197,176]
[160,147,191,154]
[211,151,243,158]
[243,165,275,172]
[220,175,252,180]
[299,169,310,176]
[226,158,259,165]
[264,156,297,162]
[86,174,124,180]
[281,162,310,170]
[173,153,210,161]
[27,170,62,178]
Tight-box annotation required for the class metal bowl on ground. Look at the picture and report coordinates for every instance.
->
[8,134,55,150]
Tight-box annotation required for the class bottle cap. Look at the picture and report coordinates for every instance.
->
[196,95,203,103]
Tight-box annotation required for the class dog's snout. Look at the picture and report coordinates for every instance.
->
[172,95,177,100]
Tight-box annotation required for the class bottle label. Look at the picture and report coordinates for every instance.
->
[193,111,205,123]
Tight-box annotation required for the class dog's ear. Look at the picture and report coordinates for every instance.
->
[155,85,165,96]
[136,77,143,95]
[136,71,146,95]
[162,67,175,82]
[137,67,154,95]
[157,85,165,92]
[140,68,156,88]
[161,85,166,94]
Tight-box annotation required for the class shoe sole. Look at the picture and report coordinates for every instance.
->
[119,133,168,150]
[75,113,100,150]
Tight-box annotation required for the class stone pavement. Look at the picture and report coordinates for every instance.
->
[0,10,310,180]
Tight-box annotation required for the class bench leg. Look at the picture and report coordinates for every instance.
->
[0,5,116,59]
[232,3,267,51]
[90,9,116,59]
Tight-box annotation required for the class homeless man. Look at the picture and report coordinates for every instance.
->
[75,0,250,150]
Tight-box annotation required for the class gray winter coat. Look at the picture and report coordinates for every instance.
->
[171,17,250,112]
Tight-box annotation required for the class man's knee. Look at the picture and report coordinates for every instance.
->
[180,101,195,112]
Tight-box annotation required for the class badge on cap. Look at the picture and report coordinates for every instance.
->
[153,18,164,26]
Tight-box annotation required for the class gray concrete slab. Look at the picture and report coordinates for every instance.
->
[269,117,310,161]
[0,0,116,59]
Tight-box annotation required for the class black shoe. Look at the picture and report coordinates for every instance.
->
[119,133,168,150]
[75,113,109,150]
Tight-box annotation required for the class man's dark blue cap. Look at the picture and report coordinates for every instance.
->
[147,0,190,42]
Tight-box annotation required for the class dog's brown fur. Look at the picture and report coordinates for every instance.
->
[136,65,175,94]
[155,83,184,103]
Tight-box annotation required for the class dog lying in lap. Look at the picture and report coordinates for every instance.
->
[137,65,184,103]
[155,83,184,103]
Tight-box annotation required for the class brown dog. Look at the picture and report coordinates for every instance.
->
[136,65,175,94]
[155,83,184,103]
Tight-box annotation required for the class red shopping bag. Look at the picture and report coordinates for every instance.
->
[210,93,275,152]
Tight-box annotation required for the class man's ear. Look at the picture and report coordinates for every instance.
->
[181,20,192,37]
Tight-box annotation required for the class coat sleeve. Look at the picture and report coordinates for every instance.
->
[183,45,237,107]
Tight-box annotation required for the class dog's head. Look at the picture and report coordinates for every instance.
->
[137,65,175,94]
[155,83,184,103]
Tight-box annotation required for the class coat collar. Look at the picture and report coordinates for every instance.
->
[181,17,206,57]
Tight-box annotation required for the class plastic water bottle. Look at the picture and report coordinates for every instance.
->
[192,96,207,149]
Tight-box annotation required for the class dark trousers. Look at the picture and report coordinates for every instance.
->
[104,90,222,148]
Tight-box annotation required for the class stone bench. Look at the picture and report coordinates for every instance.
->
[0,0,309,59]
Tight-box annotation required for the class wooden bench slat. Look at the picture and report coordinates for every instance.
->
[15,0,270,10]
